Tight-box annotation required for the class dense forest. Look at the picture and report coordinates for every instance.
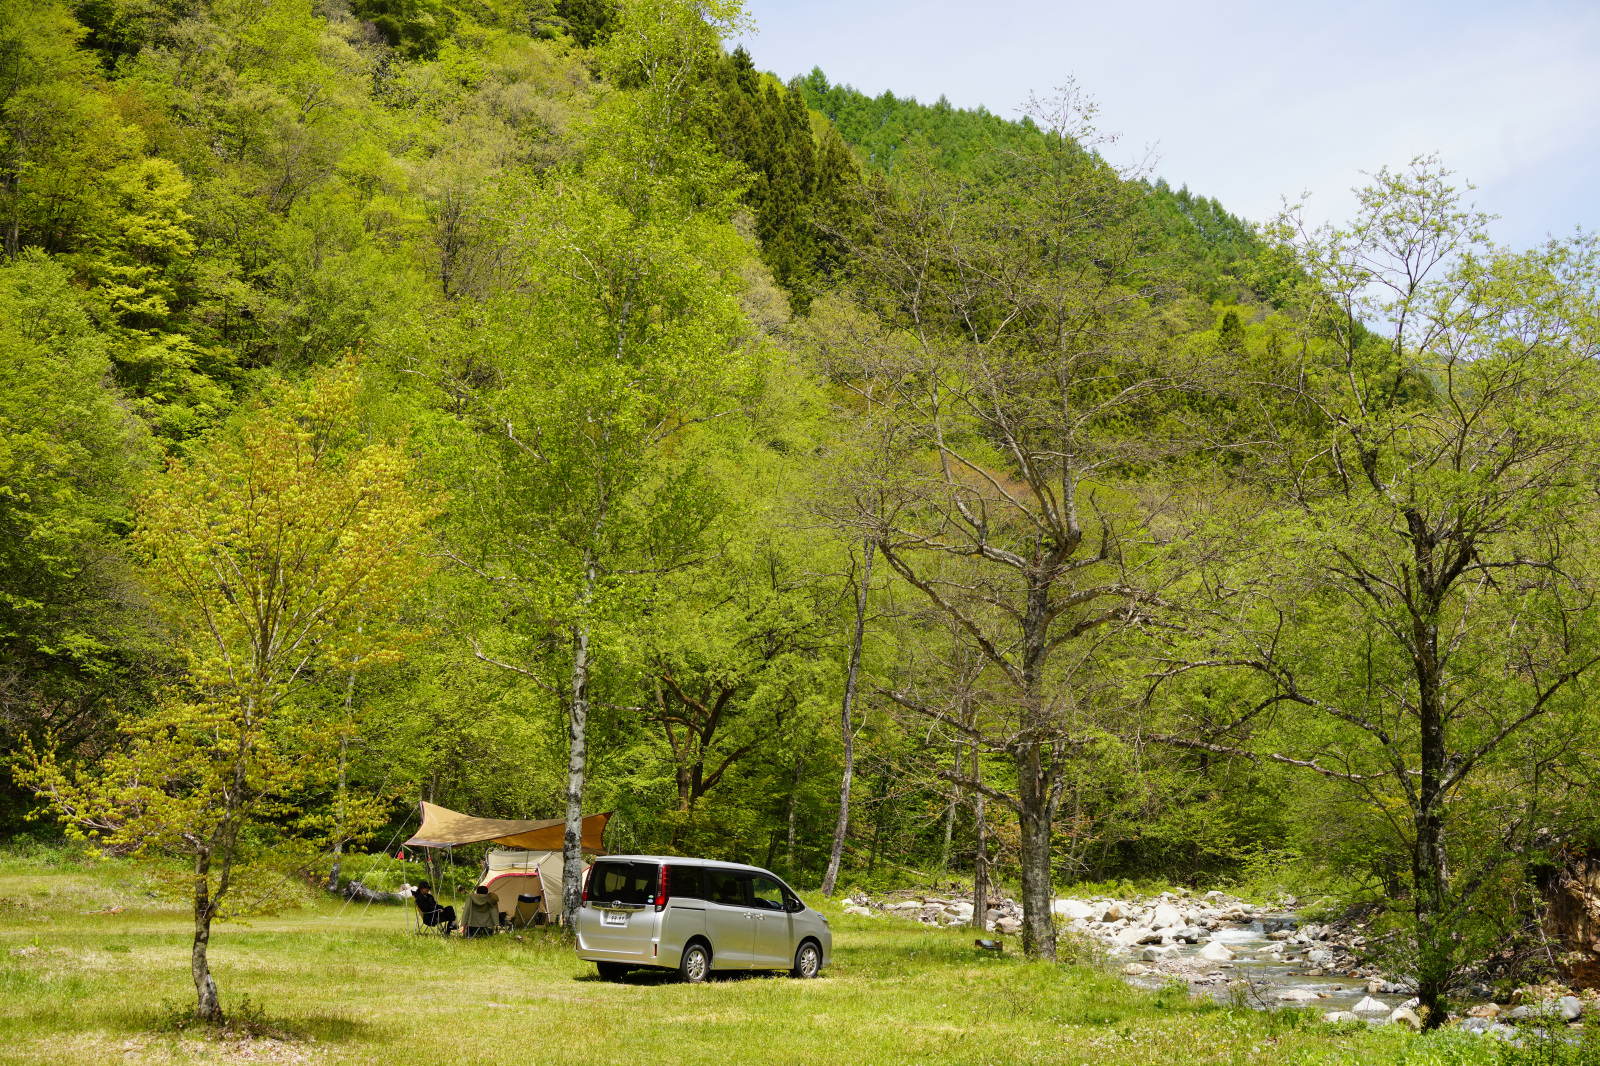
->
[5,0,1600,1027]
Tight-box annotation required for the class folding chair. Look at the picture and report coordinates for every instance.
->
[412,893,457,935]
[511,893,545,930]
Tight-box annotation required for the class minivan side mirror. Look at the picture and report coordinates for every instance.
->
[785,896,804,913]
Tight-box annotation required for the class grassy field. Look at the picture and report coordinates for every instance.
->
[0,852,1518,1066]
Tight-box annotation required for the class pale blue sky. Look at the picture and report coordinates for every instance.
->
[736,0,1600,250]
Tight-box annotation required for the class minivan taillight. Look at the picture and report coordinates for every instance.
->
[654,863,670,912]
[580,866,590,907]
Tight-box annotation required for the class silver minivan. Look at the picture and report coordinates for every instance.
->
[575,856,832,983]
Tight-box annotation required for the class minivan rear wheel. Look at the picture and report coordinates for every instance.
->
[792,940,821,979]
[679,942,711,984]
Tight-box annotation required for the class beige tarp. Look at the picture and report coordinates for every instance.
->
[403,802,611,854]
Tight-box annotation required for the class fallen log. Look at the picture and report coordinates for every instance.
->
[337,880,410,904]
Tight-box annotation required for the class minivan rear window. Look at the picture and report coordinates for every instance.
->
[589,861,658,905]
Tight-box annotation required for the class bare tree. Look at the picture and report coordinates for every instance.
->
[821,539,874,897]
[806,86,1200,957]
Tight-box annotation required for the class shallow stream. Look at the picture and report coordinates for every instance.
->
[1122,915,1404,1014]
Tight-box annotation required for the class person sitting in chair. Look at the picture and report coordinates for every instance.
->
[413,882,456,932]
[462,884,500,938]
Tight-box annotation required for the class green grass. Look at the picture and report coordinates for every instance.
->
[0,853,1505,1065]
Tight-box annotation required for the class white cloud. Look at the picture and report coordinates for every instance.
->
[738,0,1600,248]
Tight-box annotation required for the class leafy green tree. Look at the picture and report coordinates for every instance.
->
[19,358,433,1021]
[0,249,154,818]
[404,0,755,928]
[1193,158,1600,1025]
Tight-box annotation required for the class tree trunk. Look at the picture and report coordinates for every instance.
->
[785,750,803,874]
[970,736,988,931]
[1016,745,1056,960]
[561,557,595,932]
[938,742,958,875]
[1413,664,1451,1027]
[1015,579,1057,959]
[764,828,780,871]
[191,848,221,1021]
[822,539,874,897]
[327,671,355,891]
[1410,577,1451,1030]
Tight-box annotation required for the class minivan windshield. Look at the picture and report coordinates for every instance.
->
[589,861,658,906]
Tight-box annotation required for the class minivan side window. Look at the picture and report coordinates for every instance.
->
[706,868,746,906]
[667,865,706,900]
[750,875,784,911]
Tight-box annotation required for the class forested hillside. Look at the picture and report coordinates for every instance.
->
[6,0,1600,1026]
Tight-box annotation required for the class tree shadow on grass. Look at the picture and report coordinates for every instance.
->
[113,996,378,1046]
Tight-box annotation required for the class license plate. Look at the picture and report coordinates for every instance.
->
[602,910,628,927]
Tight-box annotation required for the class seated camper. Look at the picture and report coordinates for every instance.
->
[413,882,456,932]
[462,885,500,937]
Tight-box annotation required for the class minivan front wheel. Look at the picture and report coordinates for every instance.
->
[680,942,711,984]
[792,940,821,979]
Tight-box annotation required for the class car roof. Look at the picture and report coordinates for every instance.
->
[595,855,775,875]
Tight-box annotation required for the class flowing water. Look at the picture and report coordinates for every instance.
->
[1122,915,1404,1014]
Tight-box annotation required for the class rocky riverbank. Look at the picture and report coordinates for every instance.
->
[838,887,1600,1036]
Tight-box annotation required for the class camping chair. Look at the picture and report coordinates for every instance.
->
[462,887,502,938]
[412,892,456,936]
[511,893,544,930]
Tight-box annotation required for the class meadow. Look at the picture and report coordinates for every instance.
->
[1,848,1551,1066]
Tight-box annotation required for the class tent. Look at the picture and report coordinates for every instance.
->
[403,802,611,853]
[476,850,567,922]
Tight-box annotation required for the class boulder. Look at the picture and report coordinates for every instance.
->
[1352,996,1388,1013]
[1460,1018,1515,1038]
[1389,1007,1422,1031]
[1323,1011,1361,1024]
[1276,988,1322,1003]
[1122,963,1150,976]
[1100,902,1124,922]
[1560,996,1583,1022]
[843,905,873,917]
[1141,944,1181,961]
[1054,898,1096,920]
[995,917,1021,935]
[1113,926,1155,947]
[1308,949,1335,968]
[1466,1004,1501,1019]
[1199,940,1235,962]
[1151,903,1182,929]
